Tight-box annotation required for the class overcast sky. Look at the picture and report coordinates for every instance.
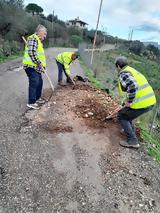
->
[24,0,160,43]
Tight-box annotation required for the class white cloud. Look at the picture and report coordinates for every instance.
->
[24,0,160,42]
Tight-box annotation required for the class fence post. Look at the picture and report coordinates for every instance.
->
[149,104,159,136]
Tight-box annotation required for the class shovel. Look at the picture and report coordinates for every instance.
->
[105,106,124,120]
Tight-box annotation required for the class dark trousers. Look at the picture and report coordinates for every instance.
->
[25,67,43,104]
[118,105,153,142]
[56,60,69,82]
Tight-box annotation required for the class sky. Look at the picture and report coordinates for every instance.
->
[24,0,160,44]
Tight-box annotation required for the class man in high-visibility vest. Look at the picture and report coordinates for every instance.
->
[56,52,79,85]
[115,56,156,148]
[23,25,47,110]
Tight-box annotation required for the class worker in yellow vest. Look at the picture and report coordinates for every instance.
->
[115,56,156,148]
[23,25,47,110]
[56,52,79,85]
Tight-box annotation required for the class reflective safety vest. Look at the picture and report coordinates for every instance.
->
[56,52,73,75]
[23,34,46,67]
[118,66,156,109]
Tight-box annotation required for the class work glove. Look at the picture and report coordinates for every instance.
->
[67,76,75,85]
[37,64,45,73]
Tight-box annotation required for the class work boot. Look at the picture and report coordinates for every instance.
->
[27,103,40,110]
[58,81,66,86]
[120,139,140,148]
[36,98,46,105]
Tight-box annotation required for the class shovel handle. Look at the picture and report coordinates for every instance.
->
[22,36,27,44]
[106,106,123,119]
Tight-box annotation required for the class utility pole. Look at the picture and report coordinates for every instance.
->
[52,10,54,32]
[130,29,133,41]
[90,0,103,65]
[102,25,107,45]
[128,29,131,40]
[128,28,133,41]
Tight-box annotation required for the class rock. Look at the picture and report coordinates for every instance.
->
[145,205,149,211]
[129,170,133,174]
[152,144,156,148]
[85,114,89,118]
[135,210,142,213]
[88,112,94,116]
[114,203,118,209]
[149,199,155,208]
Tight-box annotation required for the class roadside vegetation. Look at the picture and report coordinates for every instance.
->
[0,0,107,63]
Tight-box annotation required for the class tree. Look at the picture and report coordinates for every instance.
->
[147,44,160,58]
[47,14,53,22]
[129,40,144,55]
[25,3,43,15]
[85,30,95,43]
[0,0,26,40]
[6,0,24,8]
[69,35,83,47]
[47,14,58,23]
[40,14,46,20]
[67,27,82,37]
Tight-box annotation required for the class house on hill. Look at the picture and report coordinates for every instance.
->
[66,17,88,29]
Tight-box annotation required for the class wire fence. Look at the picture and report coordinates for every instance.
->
[78,42,117,90]
[78,42,160,159]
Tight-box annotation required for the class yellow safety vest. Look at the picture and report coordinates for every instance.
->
[118,66,156,109]
[23,34,46,67]
[56,52,73,75]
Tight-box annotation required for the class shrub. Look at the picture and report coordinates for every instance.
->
[69,35,83,47]
[3,40,11,56]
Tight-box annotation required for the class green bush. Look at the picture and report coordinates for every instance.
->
[3,40,11,56]
[10,41,21,54]
[0,47,4,61]
[69,35,83,47]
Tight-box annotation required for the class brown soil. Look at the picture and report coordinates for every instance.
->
[42,81,120,131]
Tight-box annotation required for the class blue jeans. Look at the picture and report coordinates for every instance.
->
[118,105,154,142]
[56,60,68,82]
[25,67,43,104]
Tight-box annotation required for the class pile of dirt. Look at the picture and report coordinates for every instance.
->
[43,82,120,129]
[74,94,119,128]
[73,82,120,128]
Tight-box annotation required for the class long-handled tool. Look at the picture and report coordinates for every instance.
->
[68,75,75,86]
[22,36,54,93]
[105,106,124,120]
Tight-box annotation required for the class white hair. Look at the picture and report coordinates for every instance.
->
[35,24,47,33]
[115,56,128,68]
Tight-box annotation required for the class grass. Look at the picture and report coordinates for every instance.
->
[137,105,160,161]
[0,52,23,63]
[139,121,160,161]
[79,59,103,89]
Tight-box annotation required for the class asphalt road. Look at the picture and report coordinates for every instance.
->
[0,48,160,213]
